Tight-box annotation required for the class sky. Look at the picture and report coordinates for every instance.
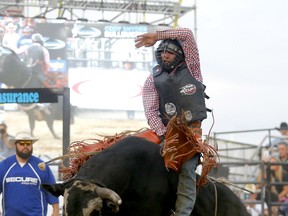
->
[178,0,288,142]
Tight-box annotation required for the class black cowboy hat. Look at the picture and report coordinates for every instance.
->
[276,122,288,130]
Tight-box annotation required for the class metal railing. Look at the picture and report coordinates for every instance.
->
[213,160,288,216]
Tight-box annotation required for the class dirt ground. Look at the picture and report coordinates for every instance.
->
[2,109,149,158]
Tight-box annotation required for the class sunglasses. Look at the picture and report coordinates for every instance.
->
[17,140,32,147]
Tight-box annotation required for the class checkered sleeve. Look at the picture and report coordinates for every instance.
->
[142,75,167,136]
[156,28,203,83]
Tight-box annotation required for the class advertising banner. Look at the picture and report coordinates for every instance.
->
[0,88,58,103]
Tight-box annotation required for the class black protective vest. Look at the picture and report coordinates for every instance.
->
[153,63,207,126]
[27,44,45,74]
[26,44,47,83]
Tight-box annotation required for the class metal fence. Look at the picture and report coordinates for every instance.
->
[208,127,288,216]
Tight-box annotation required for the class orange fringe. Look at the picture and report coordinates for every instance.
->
[161,115,219,186]
[59,119,218,186]
[59,128,159,180]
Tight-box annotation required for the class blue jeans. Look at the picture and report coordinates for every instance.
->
[175,154,200,216]
[280,199,288,216]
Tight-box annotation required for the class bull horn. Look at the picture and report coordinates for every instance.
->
[95,186,122,206]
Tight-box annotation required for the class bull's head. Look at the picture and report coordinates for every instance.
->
[42,179,122,216]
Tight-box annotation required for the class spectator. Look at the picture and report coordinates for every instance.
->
[16,26,34,62]
[277,142,288,173]
[0,122,15,159]
[244,184,268,216]
[247,193,269,216]
[0,132,59,215]
[277,122,288,137]
[272,122,288,147]
[2,22,20,51]
[266,122,288,154]
[22,17,36,30]
[269,156,288,216]
[17,26,33,49]
[256,156,278,216]
[255,156,286,215]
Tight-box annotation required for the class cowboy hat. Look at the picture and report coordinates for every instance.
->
[276,122,288,131]
[9,132,39,145]
[244,184,256,194]
[6,22,17,30]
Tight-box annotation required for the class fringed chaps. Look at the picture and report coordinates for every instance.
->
[161,116,218,186]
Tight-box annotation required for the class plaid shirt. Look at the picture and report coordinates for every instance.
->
[142,28,202,136]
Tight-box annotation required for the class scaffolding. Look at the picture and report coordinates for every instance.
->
[0,0,196,27]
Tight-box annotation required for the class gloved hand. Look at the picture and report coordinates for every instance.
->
[158,135,165,142]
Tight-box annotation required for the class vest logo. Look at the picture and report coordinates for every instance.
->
[180,84,196,95]
[184,110,193,122]
[0,92,39,103]
[165,103,176,116]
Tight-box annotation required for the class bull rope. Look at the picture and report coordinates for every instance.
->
[38,151,99,171]
[207,176,255,216]
[208,177,218,216]
[208,176,255,194]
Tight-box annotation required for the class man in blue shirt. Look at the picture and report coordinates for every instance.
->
[0,132,59,216]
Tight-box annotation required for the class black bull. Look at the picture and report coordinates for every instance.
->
[0,46,70,139]
[43,136,250,216]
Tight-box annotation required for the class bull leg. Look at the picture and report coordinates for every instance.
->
[43,112,60,139]
[47,121,60,139]
[26,110,35,137]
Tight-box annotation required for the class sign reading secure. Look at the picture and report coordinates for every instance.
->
[0,88,59,103]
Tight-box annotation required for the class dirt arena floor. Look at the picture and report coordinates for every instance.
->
[2,109,149,159]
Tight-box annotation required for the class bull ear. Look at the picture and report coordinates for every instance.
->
[42,183,66,197]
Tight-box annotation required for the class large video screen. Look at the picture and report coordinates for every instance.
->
[0,16,170,111]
